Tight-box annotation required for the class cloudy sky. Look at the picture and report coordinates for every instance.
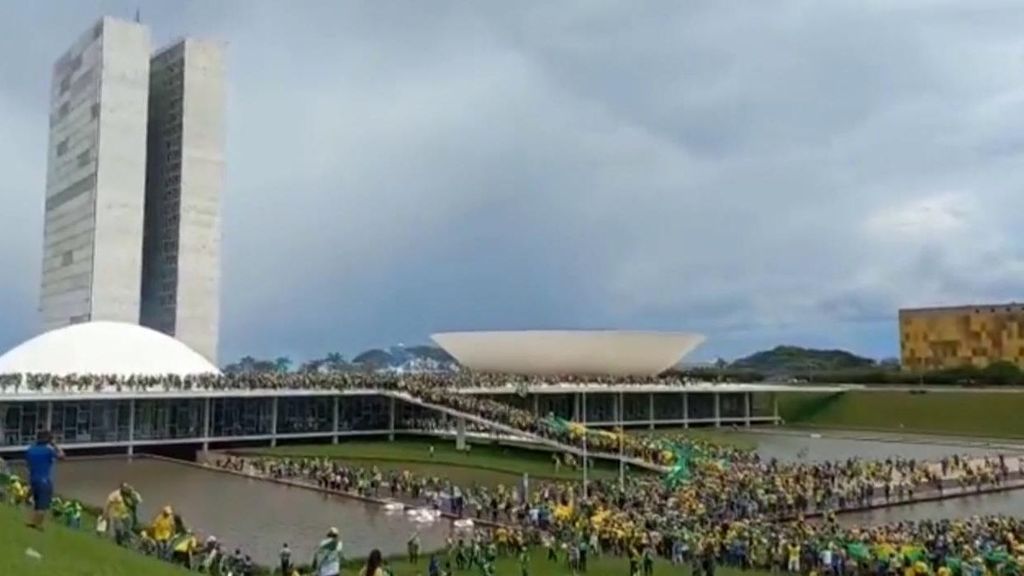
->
[2,1,1024,364]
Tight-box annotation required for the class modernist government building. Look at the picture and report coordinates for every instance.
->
[40,16,223,363]
[0,17,814,458]
[0,325,799,456]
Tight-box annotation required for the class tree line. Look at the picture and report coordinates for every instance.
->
[223,352,354,374]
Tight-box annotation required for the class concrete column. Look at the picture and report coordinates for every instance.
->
[648,393,655,430]
[45,401,53,431]
[332,396,340,444]
[714,393,721,428]
[682,393,689,429]
[202,397,211,453]
[456,417,467,451]
[613,392,620,424]
[270,397,279,447]
[744,392,751,427]
[572,393,580,421]
[388,396,396,441]
[532,394,540,417]
[127,398,135,457]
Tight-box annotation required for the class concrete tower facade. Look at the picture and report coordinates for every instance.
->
[141,39,224,364]
[40,17,223,364]
[40,17,151,331]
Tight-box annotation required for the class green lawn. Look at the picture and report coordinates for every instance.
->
[1,499,770,576]
[243,438,636,487]
[0,503,186,576]
[373,547,763,576]
[778,391,1024,438]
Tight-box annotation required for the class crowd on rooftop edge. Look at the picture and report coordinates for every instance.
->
[0,371,713,393]
[2,371,1021,474]
[0,371,734,467]
[0,372,732,467]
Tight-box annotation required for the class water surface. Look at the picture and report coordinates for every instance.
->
[47,458,452,566]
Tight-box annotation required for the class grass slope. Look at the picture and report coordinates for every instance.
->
[779,391,1024,438]
[373,547,761,576]
[0,502,765,576]
[245,438,629,487]
[0,504,186,576]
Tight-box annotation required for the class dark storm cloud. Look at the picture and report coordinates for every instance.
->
[2,1,1024,362]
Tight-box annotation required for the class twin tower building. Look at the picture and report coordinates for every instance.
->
[41,16,223,363]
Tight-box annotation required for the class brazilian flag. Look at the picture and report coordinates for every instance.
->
[847,543,871,562]
[664,446,693,488]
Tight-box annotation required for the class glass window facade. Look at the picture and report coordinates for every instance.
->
[751,392,773,417]
[1,391,774,450]
[277,397,333,434]
[688,393,715,420]
[583,393,615,423]
[211,398,273,437]
[537,394,573,420]
[0,402,48,446]
[396,401,440,430]
[622,394,650,422]
[134,399,204,440]
[338,395,388,431]
[720,393,747,419]
[51,400,130,444]
[653,393,687,420]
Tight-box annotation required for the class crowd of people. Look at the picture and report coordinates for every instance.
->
[4,430,270,575]
[0,371,761,470]
[394,379,741,467]
[7,374,1024,576]
[0,371,713,394]
[209,446,1024,576]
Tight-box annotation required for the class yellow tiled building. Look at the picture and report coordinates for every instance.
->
[899,303,1024,371]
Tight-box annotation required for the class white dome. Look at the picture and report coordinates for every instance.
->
[0,321,221,377]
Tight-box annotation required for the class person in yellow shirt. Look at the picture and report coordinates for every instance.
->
[151,506,176,559]
[104,487,130,545]
[171,529,198,569]
[11,477,29,505]
[905,557,921,576]
[787,542,801,573]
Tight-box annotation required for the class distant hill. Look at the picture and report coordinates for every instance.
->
[351,345,457,372]
[731,345,876,376]
[351,348,394,368]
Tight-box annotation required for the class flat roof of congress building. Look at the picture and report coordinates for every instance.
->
[431,330,704,376]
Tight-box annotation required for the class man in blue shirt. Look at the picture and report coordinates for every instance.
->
[25,430,64,530]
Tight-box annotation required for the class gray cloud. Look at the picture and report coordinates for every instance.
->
[2,0,1024,363]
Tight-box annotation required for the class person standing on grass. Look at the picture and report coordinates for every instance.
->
[359,548,386,576]
[280,542,293,575]
[312,527,344,576]
[408,530,422,564]
[518,543,530,576]
[152,505,176,558]
[25,429,64,531]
